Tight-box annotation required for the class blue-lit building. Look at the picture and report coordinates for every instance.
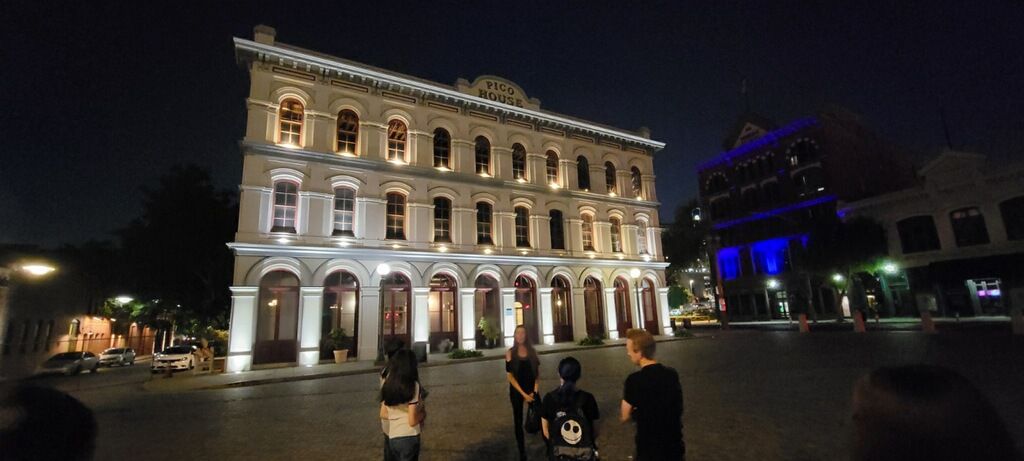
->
[697,110,916,321]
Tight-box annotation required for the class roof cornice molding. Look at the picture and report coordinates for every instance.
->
[234,38,666,152]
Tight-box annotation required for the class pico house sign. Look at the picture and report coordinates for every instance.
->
[456,76,541,111]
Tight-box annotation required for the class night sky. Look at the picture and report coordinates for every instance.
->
[3,2,1022,247]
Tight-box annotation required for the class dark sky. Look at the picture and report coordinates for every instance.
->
[3,1,1022,247]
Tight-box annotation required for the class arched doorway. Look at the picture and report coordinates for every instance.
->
[474,275,501,348]
[254,271,300,365]
[551,276,573,343]
[428,274,458,352]
[613,277,634,338]
[641,278,659,335]
[515,275,540,345]
[583,277,605,338]
[380,273,411,349]
[321,271,359,360]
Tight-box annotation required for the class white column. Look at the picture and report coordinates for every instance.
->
[604,287,619,340]
[539,287,555,345]
[460,288,477,350]
[635,282,645,329]
[297,287,323,366]
[357,290,380,361]
[501,287,517,347]
[571,288,587,341]
[658,287,672,335]
[226,286,258,373]
[413,287,430,344]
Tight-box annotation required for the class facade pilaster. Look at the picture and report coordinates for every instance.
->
[297,287,324,366]
[226,286,259,373]
[603,287,619,339]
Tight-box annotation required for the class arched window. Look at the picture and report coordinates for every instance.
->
[428,274,458,350]
[637,218,649,255]
[549,210,565,250]
[385,192,406,240]
[546,151,560,186]
[336,109,359,154]
[332,187,355,236]
[515,206,530,247]
[950,207,989,247]
[474,274,501,349]
[271,181,298,233]
[610,216,623,252]
[476,202,493,245]
[321,271,359,359]
[433,128,451,169]
[630,167,643,198]
[576,156,591,190]
[433,197,451,242]
[582,213,595,251]
[254,270,300,365]
[551,276,572,343]
[512,143,527,181]
[583,277,604,337]
[475,136,491,175]
[605,162,617,194]
[1000,196,1024,240]
[387,120,407,162]
[896,215,940,253]
[278,99,303,146]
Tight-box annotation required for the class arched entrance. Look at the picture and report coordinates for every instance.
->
[380,273,411,349]
[583,276,605,338]
[474,275,501,348]
[641,278,659,335]
[428,274,458,352]
[551,276,573,343]
[321,271,359,360]
[515,275,540,345]
[613,277,634,338]
[254,271,300,365]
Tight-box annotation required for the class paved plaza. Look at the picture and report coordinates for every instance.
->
[35,330,1024,460]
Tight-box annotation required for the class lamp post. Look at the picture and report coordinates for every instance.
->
[629,268,643,332]
[375,263,392,364]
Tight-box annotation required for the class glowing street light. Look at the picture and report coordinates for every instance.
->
[832,273,844,283]
[766,279,780,289]
[629,268,642,279]
[882,262,898,274]
[20,264,56,277]
[114,295,134,305]
[376,263,392,276]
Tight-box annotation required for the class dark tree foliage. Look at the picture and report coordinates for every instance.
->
[801,215,888,313]
[117,165,236,334]
[663,198,711,285]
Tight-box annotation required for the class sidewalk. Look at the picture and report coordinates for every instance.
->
[689,315,1012,331]
[143,334,701,393]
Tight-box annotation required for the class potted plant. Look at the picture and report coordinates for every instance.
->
[478,317,502,349]
[325,328,352,363]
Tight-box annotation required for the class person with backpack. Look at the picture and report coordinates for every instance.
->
[380,349,425,461]
[506,324,540,461]
[620,328,684,460]
[541,356,600,461]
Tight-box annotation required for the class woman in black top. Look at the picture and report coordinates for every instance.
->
[506,325,540,461]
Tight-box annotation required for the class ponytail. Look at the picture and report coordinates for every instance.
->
[555,357,582,405]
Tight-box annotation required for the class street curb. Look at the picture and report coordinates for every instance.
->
[189,335,702,391]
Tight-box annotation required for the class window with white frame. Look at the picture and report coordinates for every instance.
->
[433,197,451,242]
[387,120,407,162]
[386,192,406,240]
[476,202,493,245]
[582,213,595,251]
[332,187,355,236]
[631,167,643,198]
[475,136,491,175]
[515,206,530,247]
[336,110,359,154]
[610,216,623,252]
[546,151,560,186]
[512,143,527,180]
[605,162,617,194]
[278,99,304,146]
[272,181,299,232]
[637,219,649,255]
[433,128,451,169]
[576,156,591,190]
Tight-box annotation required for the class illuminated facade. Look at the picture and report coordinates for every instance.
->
[698,110,915,321]
[226,26,669,371]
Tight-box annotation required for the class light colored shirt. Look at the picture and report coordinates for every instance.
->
[381,382,421,438]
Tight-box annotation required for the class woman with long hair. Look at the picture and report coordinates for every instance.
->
[380,349,424,461]
[541,357,600,460]
[506,324,540,461]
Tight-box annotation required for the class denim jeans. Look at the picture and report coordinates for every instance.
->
[384,435,420,461]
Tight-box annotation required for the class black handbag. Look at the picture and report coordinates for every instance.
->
[524,394,542,434]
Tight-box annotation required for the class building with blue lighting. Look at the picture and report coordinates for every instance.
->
[698,110,917,321]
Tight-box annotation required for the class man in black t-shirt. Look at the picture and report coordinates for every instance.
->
[620,328,684,460]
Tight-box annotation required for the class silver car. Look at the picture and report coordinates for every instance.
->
[151,345,197,373]
[99,347,136,367]
[37,351,100,376]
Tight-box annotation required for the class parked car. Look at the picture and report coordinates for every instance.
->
[37,351,99,376]
[99,347,136,367]
[151,345,197,373]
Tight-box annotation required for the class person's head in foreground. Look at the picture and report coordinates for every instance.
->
[381,349,420,406]
[0,384,97,461]
[625,328,656,366]
[851,365,1020,461]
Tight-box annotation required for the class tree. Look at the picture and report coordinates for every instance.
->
[802,216,888,315]
[663,198,711,286]
[117,165,237,335]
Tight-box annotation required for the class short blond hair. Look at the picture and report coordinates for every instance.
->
[626,328,656,359]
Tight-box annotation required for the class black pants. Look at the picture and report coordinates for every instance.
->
[510,390,526,459]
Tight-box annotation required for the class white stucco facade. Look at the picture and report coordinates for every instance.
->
[226,26,670,372]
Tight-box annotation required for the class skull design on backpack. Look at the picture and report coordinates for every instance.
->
[561,419,582,445]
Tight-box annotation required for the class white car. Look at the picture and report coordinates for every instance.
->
[37,351,100,376]
[99,347,136,367]
[151,345,197,373]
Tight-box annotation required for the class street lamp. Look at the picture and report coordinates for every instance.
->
[882,262,897,275]
[767,279,780,290]
[629,268,644,330]
[376,263,392,364]
[831,274,844,283]
[114,295,134,305]
[20,264,56,277]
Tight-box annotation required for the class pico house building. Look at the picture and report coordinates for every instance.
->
[225,26,669,372]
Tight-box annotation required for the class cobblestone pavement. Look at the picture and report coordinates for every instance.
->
[60,331,1023,460]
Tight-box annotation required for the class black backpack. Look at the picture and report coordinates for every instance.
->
[549,392,597,461]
